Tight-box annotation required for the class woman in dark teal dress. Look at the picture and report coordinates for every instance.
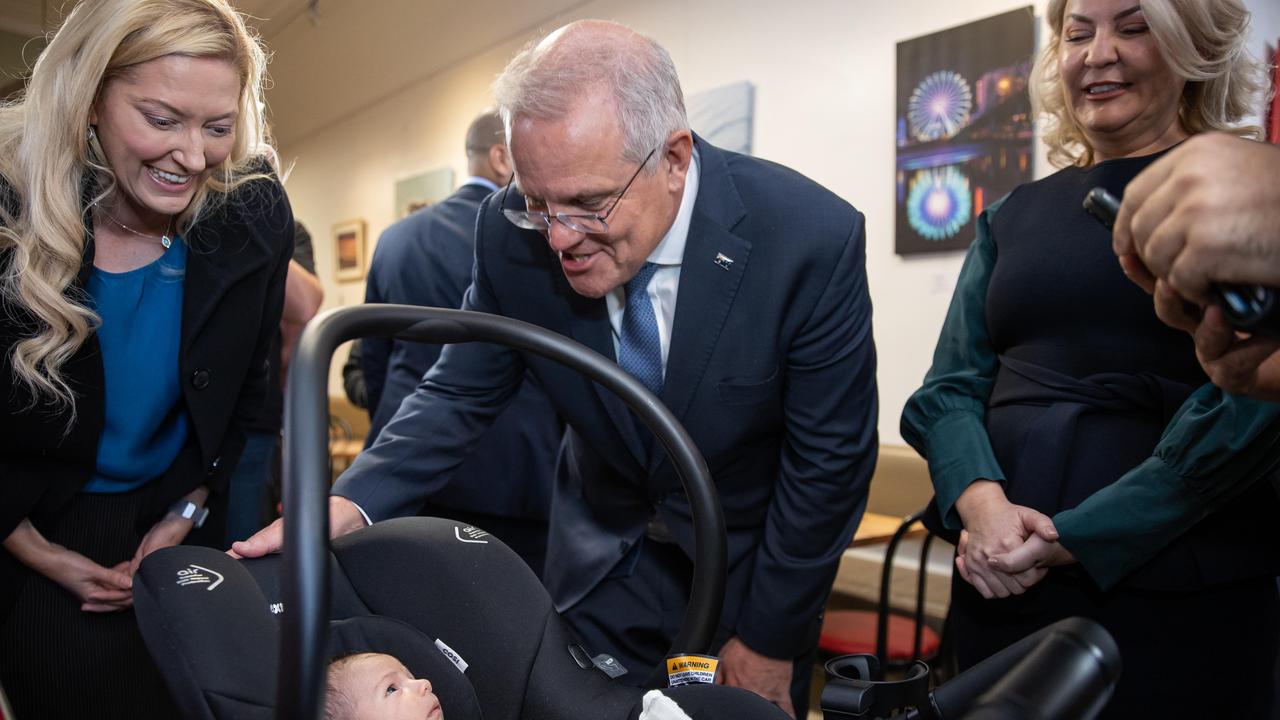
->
[902,0,1279,716]
[0,1,293,716]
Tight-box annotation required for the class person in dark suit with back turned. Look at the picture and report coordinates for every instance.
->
[236,20,878,718]
[360,110,560,575]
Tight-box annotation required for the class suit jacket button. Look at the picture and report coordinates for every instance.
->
[191,369,211,390]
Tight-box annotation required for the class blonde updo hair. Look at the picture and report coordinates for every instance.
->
[1030,0,1267,167]
[0,0,276,415]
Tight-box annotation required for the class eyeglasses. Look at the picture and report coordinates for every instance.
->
[501,147,658,234]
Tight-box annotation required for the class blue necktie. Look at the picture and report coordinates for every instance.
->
[617,262,664,396]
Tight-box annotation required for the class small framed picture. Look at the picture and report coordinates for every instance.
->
[332,219,366,282]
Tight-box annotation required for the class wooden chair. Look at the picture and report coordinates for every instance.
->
[328,414,362,478]
[819,507,950,679]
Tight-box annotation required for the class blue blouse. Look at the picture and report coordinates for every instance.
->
[82,239,190,493]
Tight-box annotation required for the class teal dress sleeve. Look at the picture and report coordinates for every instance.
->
[904,193,1280,589]
[1055,386,1280,589]
[900,197,1009,530]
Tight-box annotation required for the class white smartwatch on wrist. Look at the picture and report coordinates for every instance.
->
[170,500,209,529]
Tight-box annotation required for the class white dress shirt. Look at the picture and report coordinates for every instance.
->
[604,148,701,374]
[460,176,500,193]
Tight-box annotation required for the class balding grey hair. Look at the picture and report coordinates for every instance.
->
[492,21,689,171]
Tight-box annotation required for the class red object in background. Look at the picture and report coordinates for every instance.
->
[1268,41,1279,145]
[819,609,942,660]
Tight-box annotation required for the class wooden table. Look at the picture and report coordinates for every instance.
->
[851,511,926,547]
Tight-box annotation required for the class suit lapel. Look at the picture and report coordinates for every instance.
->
[495,173,651,469]
[182,224,269,356]
[556,268,650,467]
[649,138,750,473]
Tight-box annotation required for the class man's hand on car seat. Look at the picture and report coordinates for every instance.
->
[229,496,369,558]
[716,636,795,719]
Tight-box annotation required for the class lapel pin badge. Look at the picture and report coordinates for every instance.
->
[713,253,734,271]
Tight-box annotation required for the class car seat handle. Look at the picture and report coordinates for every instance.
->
[277,305,727,720]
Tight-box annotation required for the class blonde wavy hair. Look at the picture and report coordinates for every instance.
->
[0,0,276,415]
[1030,0,1267,167]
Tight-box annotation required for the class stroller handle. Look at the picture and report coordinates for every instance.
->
[277,305,728,720]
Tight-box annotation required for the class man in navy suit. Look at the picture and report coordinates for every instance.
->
[360,111,560,576]
[237,20,877,717]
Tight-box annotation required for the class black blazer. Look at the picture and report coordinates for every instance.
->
[361,181,559,520]
[0,171,294,614]
[335,137,879,659]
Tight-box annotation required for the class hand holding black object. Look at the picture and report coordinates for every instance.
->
[1090,183,1280,337]
[1111,134,1280,299]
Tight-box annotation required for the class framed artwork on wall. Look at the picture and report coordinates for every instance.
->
[894,7,1035,255]
[332,219,367,282]
[393,167,455,219]
[688,80,755,155]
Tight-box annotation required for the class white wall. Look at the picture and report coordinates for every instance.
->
[280,0,1279,444]
[1250,1,1280,63]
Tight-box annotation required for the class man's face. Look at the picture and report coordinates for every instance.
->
[509,100,689,299]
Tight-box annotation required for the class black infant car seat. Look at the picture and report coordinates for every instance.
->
[134,306,788,720]
[135,518,785,720]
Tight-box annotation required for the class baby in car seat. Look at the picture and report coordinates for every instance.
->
[326,652,443,720]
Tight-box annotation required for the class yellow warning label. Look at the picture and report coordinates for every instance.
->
[665,654,720,686]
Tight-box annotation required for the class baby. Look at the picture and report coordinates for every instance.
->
[325,652,443,720]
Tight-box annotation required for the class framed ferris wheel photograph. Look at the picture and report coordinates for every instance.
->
[894,7,1035,256]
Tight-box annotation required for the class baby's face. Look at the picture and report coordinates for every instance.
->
[344,654,442,720]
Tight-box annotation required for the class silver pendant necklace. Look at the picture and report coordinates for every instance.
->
[95,204,174,249]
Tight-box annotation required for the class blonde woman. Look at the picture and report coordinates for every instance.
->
[0,0,293,715]
[902,0,1278,716]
